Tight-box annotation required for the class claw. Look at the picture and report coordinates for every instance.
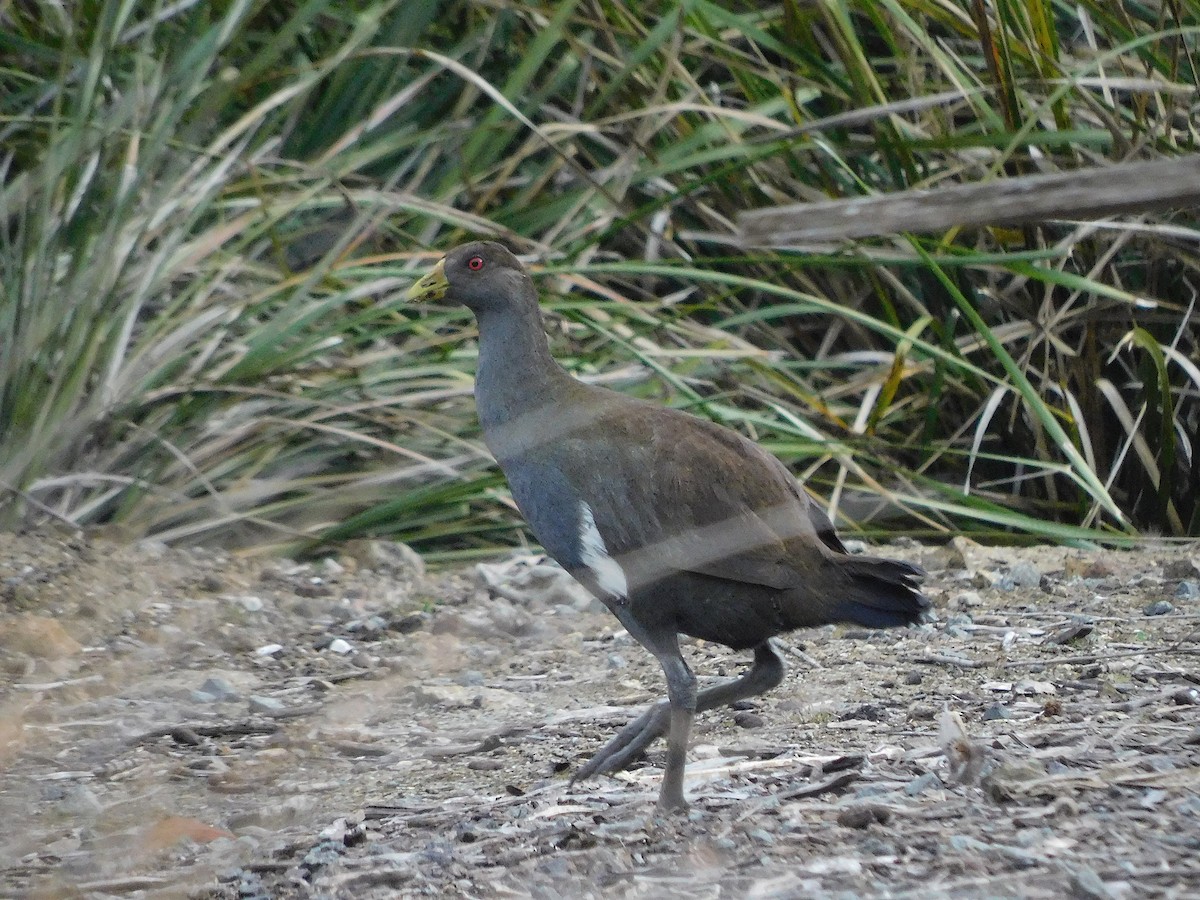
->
[570,700,671,786]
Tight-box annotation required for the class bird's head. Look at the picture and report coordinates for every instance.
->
[406,241,536,317]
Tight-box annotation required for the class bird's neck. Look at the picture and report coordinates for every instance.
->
[473,304,574,446]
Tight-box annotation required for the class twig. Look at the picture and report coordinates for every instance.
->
[914,653,985,669]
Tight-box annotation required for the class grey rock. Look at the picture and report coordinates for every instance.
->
[1175,580,1199,600]
[200,677,239,701]
[58,785,103,817]
[248,695,285,714]
[1070,865,1116,900]
[1009,561,1041,588]
[1143,599,1174,616]
[233,595,265,613]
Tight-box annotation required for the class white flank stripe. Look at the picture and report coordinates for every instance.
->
[578,502,629,599]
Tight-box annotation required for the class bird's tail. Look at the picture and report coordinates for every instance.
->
[827,555,929,629]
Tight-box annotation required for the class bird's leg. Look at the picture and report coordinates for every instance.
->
[571,641,786,805]
[656,646,696,811]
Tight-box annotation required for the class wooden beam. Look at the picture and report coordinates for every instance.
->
[737,155,1200,246]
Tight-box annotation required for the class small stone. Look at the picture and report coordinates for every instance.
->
[841,540,867,555]
[1175,581,1199,600]
[1172,688,1199,706]
[233,595,265,613]
[254,643,284,657]
[905,772,942,796]
[321,558,346,577]
[1008,562,1041,588]
[327,638,353,654]
[199,574,225,592]
[733,711,765,729]
[171,726,203,746]
[1161,558,1200,579]
[837,805,890,828]
[982,702,1010,721]
[1044,620,1093,645]
[58,785,103,817]
[606,653,627,669]
[467,758,504,771]
[1143,600,1174,616]
[1070,865,1116,900]
[951,591,983,609]
[457,669,485,687]
[388,611,430,633]
[903,671,923,686]
[248,695,285,714]
[199,677,239,701]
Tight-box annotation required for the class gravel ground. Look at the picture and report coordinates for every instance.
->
[1,529,1199,899]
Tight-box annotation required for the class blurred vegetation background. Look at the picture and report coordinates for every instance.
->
[1,0,1198,560]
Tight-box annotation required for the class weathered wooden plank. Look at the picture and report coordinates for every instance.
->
[737,155,1200,245]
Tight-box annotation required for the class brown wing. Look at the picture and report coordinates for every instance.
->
[571,400,833,592]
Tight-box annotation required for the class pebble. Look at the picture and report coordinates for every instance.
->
[58,785,103,817]
[467,758,504,771]
[905,772,942,796]
[733,711,765,729]
[837,805,890,828]
[327,638,353,654]
[606,653,627,669]
[200,677,239,701]
[1070,865,1116,900]
[234,595,265,613]
[951,591,983,609]
[1143,600,1174,616]
[388,611,430,633]
[1008,561,1041,588]
[457,669,485,687]
[983,703,1011,721]
[249,695,285,714]
[903,671,923,686]
[1175,580,1199,600]
[255,643,284,657]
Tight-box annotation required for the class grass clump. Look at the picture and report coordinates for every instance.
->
[1,1,1197,556]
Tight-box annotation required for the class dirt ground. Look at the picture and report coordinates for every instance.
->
[1,529,1198,899]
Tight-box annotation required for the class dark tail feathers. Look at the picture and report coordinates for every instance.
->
[832,555,929,629]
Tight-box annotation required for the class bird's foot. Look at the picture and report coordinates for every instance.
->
[569,700,670,786]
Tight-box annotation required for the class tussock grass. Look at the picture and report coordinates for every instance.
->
[1,1,1197,556]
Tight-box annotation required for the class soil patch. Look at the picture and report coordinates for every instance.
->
[1,531,1198,898]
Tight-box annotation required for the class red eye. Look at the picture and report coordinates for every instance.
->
[468,256,484,271]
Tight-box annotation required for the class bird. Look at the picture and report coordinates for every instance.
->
[405,241,928,811]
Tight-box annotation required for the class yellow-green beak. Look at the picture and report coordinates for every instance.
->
[406,258,449,303]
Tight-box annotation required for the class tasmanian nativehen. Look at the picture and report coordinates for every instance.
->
[406,241,928,810]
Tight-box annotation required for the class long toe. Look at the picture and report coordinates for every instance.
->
[570,700,671,786]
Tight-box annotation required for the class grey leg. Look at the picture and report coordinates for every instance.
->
[571,641,785,807]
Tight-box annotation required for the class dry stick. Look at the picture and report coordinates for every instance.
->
[737,156,1200,244]
[1002,624,1200,669]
